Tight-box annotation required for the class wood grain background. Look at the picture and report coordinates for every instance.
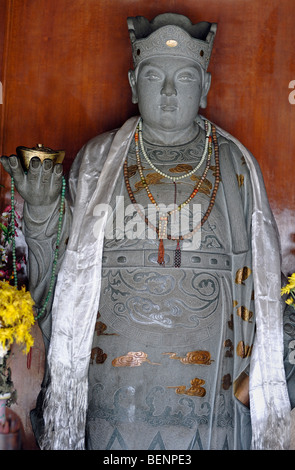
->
[1,0,295,449]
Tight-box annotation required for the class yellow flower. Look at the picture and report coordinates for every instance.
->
[286,297,294,306]
[0,281,35,354]
[0,327,14,350]
[281,285,291,295]
[281,273,295,296]
[287,274,295,289]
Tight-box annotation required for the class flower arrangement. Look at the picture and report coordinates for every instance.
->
[0,203,35,407]
[281,273,295,310]
[0,281,35,354]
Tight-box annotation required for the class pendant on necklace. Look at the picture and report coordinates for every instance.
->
[158,213,168,265]
[174,240,181,268]
[158,238,165,265]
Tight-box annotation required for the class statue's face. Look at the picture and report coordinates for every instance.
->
[130,56,210,135]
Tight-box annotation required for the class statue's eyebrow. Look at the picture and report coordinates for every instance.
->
[139,63,163,74]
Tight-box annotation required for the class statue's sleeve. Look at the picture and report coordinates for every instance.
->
[23,144,88,314]
[23,196,72,314]
[22,150,90,344]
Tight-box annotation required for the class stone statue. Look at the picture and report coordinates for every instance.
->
[1,13,295,451]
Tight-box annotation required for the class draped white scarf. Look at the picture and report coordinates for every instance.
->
[40,116,291,450]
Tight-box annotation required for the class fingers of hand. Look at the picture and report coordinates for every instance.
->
[27,157,60,184]
[26,157,42,185]
[1,155,63,203]
[27,158,63,202]
[50,163,63,195]
[0,155,12,175]
[0,155,24,181]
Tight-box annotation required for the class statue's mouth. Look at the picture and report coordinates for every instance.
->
[159,105,178,112]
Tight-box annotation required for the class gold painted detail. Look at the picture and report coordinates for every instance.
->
[95,312,118,336]
[235,267,252,285]
[222,373,232,390]
[236,306,253,323]
[228,314,234,330]
[168,377,206,397]
[169,163,193,174]
[134,172,164,192]
[190,175,212,195]
[224,339,234,357]
[234,371,250,408]
[16,143,65,170]
[162,350,213,365]
[112,351,160,367]
[236,341,253,359]
[236,174,244,187]
[126,164,138,178]
[90,347,107,364]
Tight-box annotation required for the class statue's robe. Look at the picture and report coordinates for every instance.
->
[29,116,292,450]
[86,121,253,450]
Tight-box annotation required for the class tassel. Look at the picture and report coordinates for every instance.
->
[174,240,181,268]
[158,238,165,265]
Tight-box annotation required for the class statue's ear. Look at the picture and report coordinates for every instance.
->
[128,69,138,104]
[199,72,211,109]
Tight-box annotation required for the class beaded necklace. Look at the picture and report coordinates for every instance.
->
[124,123,220,267]
[136,121,211,214]
[138,119,212,182]
[135,123,212,241]
[10,175,66,320]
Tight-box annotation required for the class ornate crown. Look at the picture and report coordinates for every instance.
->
[127,13,217,70]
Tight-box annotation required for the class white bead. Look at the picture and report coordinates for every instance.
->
[138,119,211,182]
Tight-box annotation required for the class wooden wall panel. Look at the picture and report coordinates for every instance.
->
[0,1,7,76]
[0,0,8,196]
[0,0,295,449]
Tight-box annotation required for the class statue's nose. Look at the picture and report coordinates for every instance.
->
[160,78,177,96]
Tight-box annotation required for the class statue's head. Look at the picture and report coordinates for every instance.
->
[127,13,217,135]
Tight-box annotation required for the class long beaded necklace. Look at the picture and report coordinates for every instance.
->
[135,123,212,260]
[124,123,220,267]
[10,175,66,320]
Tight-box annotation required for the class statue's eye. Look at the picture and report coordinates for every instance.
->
[177,73,196,82]
[145,71,162,81]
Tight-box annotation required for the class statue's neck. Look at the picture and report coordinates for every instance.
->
[141,121,201,146]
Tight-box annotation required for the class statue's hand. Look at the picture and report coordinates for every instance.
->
[1,155,63,206]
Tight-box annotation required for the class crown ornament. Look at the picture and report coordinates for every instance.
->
[127,13,217,70]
